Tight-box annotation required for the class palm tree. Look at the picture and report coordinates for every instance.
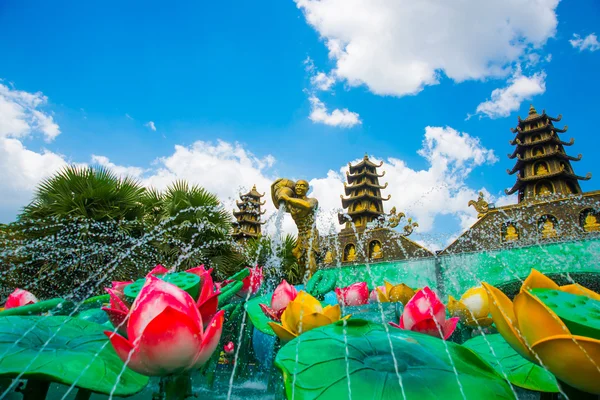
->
[152,181,240,277]
[20,166,147,222]
[242,234,302,285]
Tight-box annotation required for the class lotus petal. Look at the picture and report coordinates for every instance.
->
[514,290,570,348]
[193,310,225,368]
[4,289,38,309]
[560,283,600,301]
[521,269,559,292]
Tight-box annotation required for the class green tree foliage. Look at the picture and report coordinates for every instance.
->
[242,235,303,284]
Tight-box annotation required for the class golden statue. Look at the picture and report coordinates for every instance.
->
[371,241,383,259]
[541,219,557,238]
[346,244,356,261]
[538,184,552,196]
[387,207,405,228]
[323,250,333,264]
[584,213,600,232]
[536,163,549,175]
[272,178,319,277]
[402,218,419,236]
[505,224,519,241]
[468,192,489,218]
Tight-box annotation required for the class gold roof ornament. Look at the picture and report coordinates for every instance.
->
[402,218,418,237]
[468,192,490,219]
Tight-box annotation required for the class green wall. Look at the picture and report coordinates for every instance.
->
[320,237,600,298]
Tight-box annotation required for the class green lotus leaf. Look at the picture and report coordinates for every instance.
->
[463,333,559,392]
[0,316,148,396]
[530,288,600,340]
[245,293,275,335]
[76,308,109,325]
[275,319,514,399]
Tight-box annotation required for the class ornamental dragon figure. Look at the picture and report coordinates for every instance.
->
[468,192,490,219]
[271,178,319,278]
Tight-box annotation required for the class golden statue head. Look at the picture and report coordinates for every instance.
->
[295,180,309,197]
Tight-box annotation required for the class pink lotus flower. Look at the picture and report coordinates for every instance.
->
[102,265,219,335]
[105,275,224,377]
[224,341,234,355]
[237,266,263,297]
[369,285,386,302]
[259,279,298,321]
[4,289,38,309]
[390,286,458,340]
[335,282,369,306]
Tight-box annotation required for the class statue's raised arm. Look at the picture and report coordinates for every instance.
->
[270,178,320,277]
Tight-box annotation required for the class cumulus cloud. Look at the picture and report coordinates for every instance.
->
[145,121,157,131]
[91,155,145,179]
[311,72,336,91]
[472,69,546,119]
[308,95,361,128]
[294,0,559,97]
[570,33,600,52]
[0,82,60,141]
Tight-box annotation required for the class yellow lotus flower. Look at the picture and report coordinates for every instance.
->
[483,269,600,394]
[448,286,493,328]
[375,281,418,305]
[267,291,347,342]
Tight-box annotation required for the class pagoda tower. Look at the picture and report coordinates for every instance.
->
[506,105,591,203]
[231,185,265,242]
[338,154,390,232]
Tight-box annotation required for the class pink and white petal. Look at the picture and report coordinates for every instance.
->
[197,272,216,306]
[401,287,442,330]
[106,288,130,313]
[136,306,203,376]
[411,318,443,338]
[389,322,402,329]
[198,293,219,323]
[111,281,134,298]
[193,310,225,368]
[104,331,157,376]
[443,317,459,340]
[259,303,280,321]
[186,265,213,278]
[102,306,129,334]
[128,276,202,340]
[5,289,38,309]
[271,280,297,313]
[146,265,169,277]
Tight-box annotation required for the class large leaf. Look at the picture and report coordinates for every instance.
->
[0,316,148,396]
[463,334,559,393]
[275,319,514,399]
[245,293,275,335]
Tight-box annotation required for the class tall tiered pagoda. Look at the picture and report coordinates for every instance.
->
[338,154,390,232]
[442,105,599,255]
[231,185,265,242]
[506,104,591,202]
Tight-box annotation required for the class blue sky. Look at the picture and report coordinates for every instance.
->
[0,0,599,248]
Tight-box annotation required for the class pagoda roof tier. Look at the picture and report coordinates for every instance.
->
[340,193,391,208]
[239,185,265,200]
[236,199,266,208]
[348,155,384,174]
[231,229,260,238]
[234,216,265,225]
[508,135,574,158]
[343,181,388,195]
[505,169,592,195]
[511,121,568,137]
[506,150,583,175]
[517,105,562,125]
[346,170,386,183]
[233,209,266,217]
[338,209,383,224]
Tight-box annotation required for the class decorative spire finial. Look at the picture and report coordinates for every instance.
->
[528,104,537,115]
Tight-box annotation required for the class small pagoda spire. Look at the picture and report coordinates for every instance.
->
[231,184,265,242]
[338,154,390,232]
[505,104,591,202]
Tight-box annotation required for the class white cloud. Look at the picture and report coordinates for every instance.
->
[308,95,361,128]
[91,155,145,179]
[311,72,336,91]
[294,0,559,97]
[570,33,600,52]
[0,82,60,141]
[145,121,157,131]
[472,69,546,119]
[0,138,67,220]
